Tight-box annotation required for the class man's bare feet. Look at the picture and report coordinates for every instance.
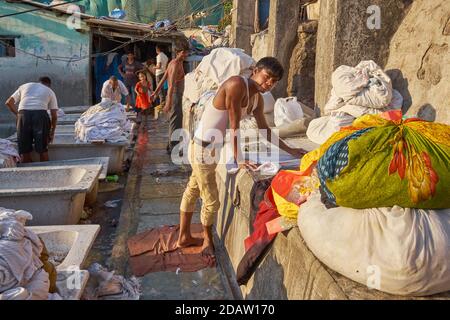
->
[177,236,203,248]
[201,240,216,267]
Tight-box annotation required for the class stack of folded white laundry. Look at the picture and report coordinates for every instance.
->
[75,100,132,143]
[0,208,51,300]
[307,60,403,144]
[0,138,20,168]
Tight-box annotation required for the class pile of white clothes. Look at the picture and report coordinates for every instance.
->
[298,191,450,296]
[307,60,403,144]
[183,48,276,138]
[0,208,50,300]
[81,263,140,300]
[183,47,255,105]
[0,139,20,168]
[75,100,132,143]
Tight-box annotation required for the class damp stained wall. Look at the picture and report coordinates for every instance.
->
[0,2,90,128]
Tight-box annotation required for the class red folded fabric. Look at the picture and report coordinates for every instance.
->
[237,188,280,285]
[127,223,210,276]
[243,188,279,252]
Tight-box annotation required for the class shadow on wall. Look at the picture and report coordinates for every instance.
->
[335,0,415,69]
[246,250,288,299]
[386,69,412,114]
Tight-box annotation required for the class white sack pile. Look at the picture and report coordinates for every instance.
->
[307,60,403,144]
[298,192,450,296]
[183,47,255,105]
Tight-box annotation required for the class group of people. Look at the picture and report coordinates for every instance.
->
[4,42,304,262]
[101,45,168,121]
[100,44,188,154]
[3,43,190,165]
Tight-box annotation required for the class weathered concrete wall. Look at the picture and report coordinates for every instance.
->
[287,21,318,108]
[315,0,413,111]
[266,0,300,99]
[384,0,450,124]
[250,29,270,62]
[0,3,90,128]
[231,0,256,55]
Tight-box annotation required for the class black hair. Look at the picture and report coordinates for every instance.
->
[109,75,117,81]
[255,57,284,80]
[137,71,146,78]
[39,76,51,86]
[156,44,164,51]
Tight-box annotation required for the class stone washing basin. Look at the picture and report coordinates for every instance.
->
[35,135,126,174]
[57,113,82,125]
[7,130,128,175]
[27,224,100,300]
[17,158,109,205]
[55,124,75,134]
[17,157,110,180]
[0,165,102,226]
[61,106,90,114]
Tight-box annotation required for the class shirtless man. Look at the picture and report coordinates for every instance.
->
[152,44,189,154]
[177,57,307,264]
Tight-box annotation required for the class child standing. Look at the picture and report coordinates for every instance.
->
[135,71,153,128]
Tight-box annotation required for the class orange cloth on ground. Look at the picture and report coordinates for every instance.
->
[127,224,211,276]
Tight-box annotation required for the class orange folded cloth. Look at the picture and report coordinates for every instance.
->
[127,224,210,276]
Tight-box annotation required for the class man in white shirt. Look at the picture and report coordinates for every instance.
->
[100,76,131,109]
[155,45,169,106]
[5,77,58,163]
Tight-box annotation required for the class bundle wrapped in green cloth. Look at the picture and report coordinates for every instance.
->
[305,111,450,209]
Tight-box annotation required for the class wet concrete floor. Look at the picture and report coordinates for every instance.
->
[86,117,235,300]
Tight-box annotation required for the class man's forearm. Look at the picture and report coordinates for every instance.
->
[51,114,57,131]
[154,72,167,95]
[230,128,243,164]
[5,100,18,116]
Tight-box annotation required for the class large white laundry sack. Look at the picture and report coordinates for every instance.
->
[298,192,450,296]
[306,113,354,145]
[308,88,403,145]
[328,60,393,110]
[183,72,202,104]
[274,97,304,127]
[194,48,255,93]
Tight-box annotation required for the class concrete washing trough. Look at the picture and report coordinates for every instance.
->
[7,133,127,173]
[57,113,83,125]
[0,165,102,226]
[55,124,75,134]
[17,157,110,205]
[17,157,110,180]
[31,135,126,174]
[61,106,90,114]
[27,224,100,300]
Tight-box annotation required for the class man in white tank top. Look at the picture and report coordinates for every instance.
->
[178,57,307,263]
